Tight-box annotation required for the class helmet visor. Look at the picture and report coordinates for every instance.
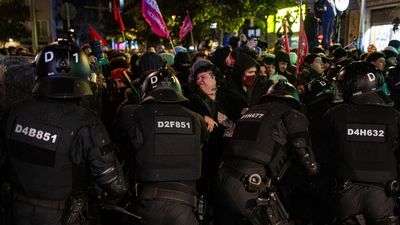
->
[32,77,93,99]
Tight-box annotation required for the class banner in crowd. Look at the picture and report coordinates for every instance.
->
[88,24,107,46]
[283,19,291,53]
[179,15,193,41]
[296,5,308,74]
[113,0,125,31]
[142,0,171,40]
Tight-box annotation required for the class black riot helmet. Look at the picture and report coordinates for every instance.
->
[386,65,400,91]
[141,66,188,103]
[32,39,92,99]
[262,79,301,108]
[337,61,393,106]
[303,78,334,106]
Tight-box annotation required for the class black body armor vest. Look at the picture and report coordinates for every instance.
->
[231,102,293,178]
[6,98,91,200]
[133,103,204,182]
[326,104,400,183]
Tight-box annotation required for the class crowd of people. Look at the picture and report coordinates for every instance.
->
[1,33,400,225]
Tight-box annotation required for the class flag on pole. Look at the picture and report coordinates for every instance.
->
[283,19,291,53]
[88,24,107,46]
[297,5,309,75]
[179,15,193,41]
[113,0,125,31]
[142,0,171,40]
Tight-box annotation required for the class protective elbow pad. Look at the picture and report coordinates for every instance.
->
[97,160,128,200]
[97,166,118,185]
[295,149,319,175]
[291,140,319,176]
[102,174,128,200]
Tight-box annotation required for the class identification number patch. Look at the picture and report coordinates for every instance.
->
[155,116,193,134]
[346,123,386,142]
[10,119,62,151]
[14,124,58,143]
[240,111,265,121]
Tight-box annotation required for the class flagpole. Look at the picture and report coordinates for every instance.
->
[113,0,127,52]
[296,0,303,77]
[187,10,195,50]
[121,31,128,53]
[170,38,176,55]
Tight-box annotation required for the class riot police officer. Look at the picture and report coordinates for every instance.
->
[217,80,319,225]
[118,67,208,225]
[0,39,127,225]
[303,77,334,163]
[323,61,400,225]
[299,78,335,225]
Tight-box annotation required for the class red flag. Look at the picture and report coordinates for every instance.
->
[283,19,291,53]
[113,0,125,31]
[88,24,107,46]
[297,5,309,75]
[179,15,193,41]
[142,0,171,40]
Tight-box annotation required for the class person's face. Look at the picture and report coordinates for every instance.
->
[259,65,268,76]
[196,71,217,99]
[278,61,288,73]
[244,67,257,78]
[96,73,106,89]
[367,45,377,54]
[114,79,127,89]
[372,57,386,71]
[322,61,331,71]
[310,57,324,74]
[247,38,258,49]
[242,66,257,88]
[265,63,276,75]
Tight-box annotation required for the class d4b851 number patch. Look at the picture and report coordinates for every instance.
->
[14,124,58,143]
[11,119,61,151]
[346,123,386,142]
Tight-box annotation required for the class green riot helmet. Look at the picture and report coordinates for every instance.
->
[32,39,92,99]
[141,67,188,103]
[262,79,301,108]
[337,61,393,106]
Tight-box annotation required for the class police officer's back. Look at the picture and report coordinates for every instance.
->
[217,80,318,225]
[323,61,400,225]
[298,78,335,225]
[1,40,127,225]
[119,67,208,225]
[303,78,334,166]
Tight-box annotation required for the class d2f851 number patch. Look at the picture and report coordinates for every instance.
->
[155,116,193,134]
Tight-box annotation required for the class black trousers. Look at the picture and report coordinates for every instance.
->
[13,201,64,225]
[333,183,396,225]
[123,198,198,225]
[216,159,269,225]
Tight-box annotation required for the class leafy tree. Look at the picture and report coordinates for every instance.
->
[0,1,30,47]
